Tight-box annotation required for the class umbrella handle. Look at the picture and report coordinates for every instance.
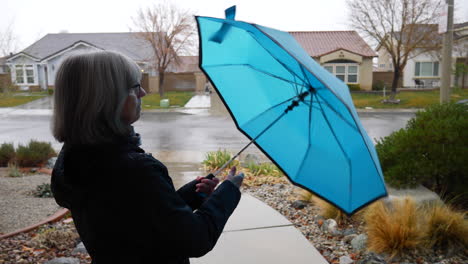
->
[197,173,216,199]
[205,173,215,180]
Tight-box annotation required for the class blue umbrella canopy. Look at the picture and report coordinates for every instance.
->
[196,7,387,214]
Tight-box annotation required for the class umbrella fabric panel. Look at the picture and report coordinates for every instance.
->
[255,24,354,107]
[204,65,298,126]
[295,107,352,211]
[242,100,312,176]
[199,17,309,91]
[199,18,311,126]
[317,98,387,211]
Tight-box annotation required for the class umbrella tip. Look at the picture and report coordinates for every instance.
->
[225,6,236,20]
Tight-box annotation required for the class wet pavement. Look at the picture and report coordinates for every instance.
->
[0,96,415,186]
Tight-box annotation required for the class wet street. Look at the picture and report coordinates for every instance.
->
[0,109,414,187]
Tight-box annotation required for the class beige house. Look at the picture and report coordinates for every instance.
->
[376,22,468,88]
[290,31,377,90]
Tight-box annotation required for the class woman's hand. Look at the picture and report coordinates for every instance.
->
[225,166,244,189]
[195,175,220,197]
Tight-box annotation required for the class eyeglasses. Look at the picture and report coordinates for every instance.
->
[130,84,141,91]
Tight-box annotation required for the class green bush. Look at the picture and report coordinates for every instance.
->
[348,84,361,91]
[372,80,386,91]
[34,183,53,198]
[7,162,22,177]
[0,143,15,167]
[47,88,54,95]
[202,150,239,171]
[376,103,468,207]
[247,162,283,177]
[16,140,56,167]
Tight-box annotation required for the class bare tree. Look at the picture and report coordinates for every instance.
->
[131,2,196,97]
[0,21,18,57]
[348,0,442,99]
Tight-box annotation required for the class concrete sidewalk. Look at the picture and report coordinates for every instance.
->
[191,194,328,264]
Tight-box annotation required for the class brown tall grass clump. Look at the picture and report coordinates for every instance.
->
[422,203,468,252]
[364,197,423,257]
[313,196,352,225]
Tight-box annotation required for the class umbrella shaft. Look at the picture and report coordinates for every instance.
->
[213,111,287,176]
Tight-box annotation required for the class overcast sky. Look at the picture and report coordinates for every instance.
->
[1,0,468,52]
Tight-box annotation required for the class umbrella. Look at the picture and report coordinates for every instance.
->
[196,6,387,215]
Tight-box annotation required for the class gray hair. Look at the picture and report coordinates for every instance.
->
[52,50,142,145]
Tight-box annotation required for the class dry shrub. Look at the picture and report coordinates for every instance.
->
[422,203,468,252]
[313,196,353,225]
[364,197,423,257]
[30,227,78,250]
[291,188,314,202]
[242,171,288,187]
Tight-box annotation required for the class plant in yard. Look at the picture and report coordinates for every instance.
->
[7,162,21,177]
[16,140,56,167]
[0,142,15,166]
[33,183,53,198]
[202,150,239,171]
[348,83,361,91]
[246,162,283,177]
[364,197,423,257]
[376,103,468,208]
[421,203,468,253]
[312,196,354,225]
[29,226,78,250]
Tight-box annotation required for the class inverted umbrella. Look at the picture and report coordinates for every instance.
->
[197,6,387,215]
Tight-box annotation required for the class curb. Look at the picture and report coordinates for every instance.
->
[0,167,69,240]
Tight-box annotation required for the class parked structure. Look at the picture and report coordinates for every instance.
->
[5,33,205,92]
[376,22,468,88]
[290,31,376,90]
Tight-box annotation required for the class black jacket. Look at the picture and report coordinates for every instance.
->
[51,135,241,264]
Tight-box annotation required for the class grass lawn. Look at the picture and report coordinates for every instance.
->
[0,91,49,107]
[352,88,468,109]
[141,91,195,109]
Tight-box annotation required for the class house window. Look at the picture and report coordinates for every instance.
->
[323,63,359,84]
[15,64,35,84]
[415,61,439,77]
[379,64,386,68]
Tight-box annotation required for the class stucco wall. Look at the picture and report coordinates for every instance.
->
[404,52,441,88]
[320,49,374,91]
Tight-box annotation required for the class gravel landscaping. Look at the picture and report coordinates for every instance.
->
[0,168,60,235]
[0,178,466,264]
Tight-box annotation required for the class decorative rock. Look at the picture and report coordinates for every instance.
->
[72,242,87,254]
[340,255,354,264]
[241,154,260,167]
[356,253,386,264]
[343,228,357,236]
[351,234,368,251]
[30,168,38,173]
[46,157,57,169]
[321,219,339,235]
[44,257,80,264]
[343,234,358,244]
[291,200,308,209]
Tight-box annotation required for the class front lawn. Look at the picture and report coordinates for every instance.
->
[352,88,468,109]
[0,92,48,107]
[141,91,195,109]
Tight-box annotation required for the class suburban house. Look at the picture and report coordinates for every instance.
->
[290,31,377,90]
[376,22,468,88]
[5,33,206,92]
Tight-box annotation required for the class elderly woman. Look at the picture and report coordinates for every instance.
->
[51,51,243,264]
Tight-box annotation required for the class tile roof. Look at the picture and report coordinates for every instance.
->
[289,31,376,57]
[19,32,154,62]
